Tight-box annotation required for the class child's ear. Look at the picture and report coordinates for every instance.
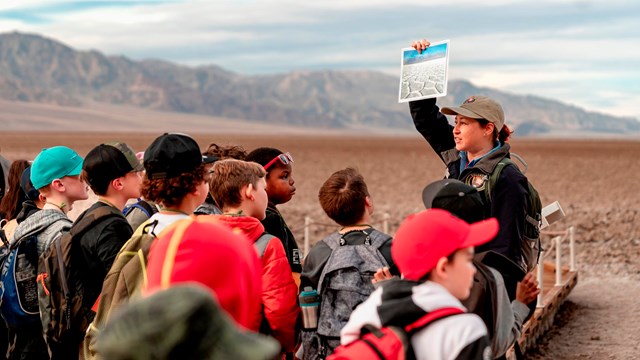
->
[244,183,255,200]
[433,257,450,279]
[51,179,65,192]
[111,177,124,191]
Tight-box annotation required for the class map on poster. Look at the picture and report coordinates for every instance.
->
[398,40,450,103]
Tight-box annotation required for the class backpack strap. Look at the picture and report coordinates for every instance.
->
[485,158,513,204]
[0,220,8,248]
[404,307,464,335]
[254,233,275,258]
[71,204,124,239]
[123,200,157,218]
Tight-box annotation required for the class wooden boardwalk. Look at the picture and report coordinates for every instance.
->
[507,262,579,359]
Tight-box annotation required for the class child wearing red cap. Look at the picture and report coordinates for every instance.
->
[208,159,299,353]
[340,209,496,360]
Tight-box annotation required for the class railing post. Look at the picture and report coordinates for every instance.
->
[383,213,390,234]
[569,226,576,272]
[304,216,312,258]
[537,247,545,308]
[555,236,562,286]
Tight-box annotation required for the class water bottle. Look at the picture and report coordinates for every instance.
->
[299,286,320,329]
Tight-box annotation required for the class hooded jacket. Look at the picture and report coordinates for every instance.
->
[11,208,71,255]
[341,279,491,360]
[216,215,299,352]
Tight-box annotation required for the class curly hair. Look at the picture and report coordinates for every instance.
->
[141,164,206,208]
[203,143,248,161]
[318,167,370,227]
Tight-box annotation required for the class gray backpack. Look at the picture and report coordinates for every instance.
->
[302,229,391,360]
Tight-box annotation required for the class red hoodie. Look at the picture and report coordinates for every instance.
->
[217,215,300,352]
[145,216,263,332]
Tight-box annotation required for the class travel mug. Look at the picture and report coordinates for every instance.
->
[299,286,320,329]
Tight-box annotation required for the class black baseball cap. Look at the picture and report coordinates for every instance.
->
[421,179,484,223]
[144,133,217,180]
[83,142,144,187]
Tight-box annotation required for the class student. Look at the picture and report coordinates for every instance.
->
[0,160,30,222]
[194,143,247,215]
[81,134,215,360]
[0,160,31,240]
[72,143,144,320]
[145,216,264,332]
[98,285,280,360]
[139,133,216,234]
[421,179,539,359]
[341,209,495,360]
[6,146,88,360]
[299,167,395,359]
[246,147,301,284]
[208,159,299,353]
[409,39,532,299]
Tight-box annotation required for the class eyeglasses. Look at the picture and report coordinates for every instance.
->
[263,152,294,171]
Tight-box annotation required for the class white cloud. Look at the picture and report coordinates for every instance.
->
[0,0,638,119]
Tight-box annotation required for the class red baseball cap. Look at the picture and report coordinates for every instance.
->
[392,208,499,281]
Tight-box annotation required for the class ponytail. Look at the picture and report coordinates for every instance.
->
[498,124,513,143]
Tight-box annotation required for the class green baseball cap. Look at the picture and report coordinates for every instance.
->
[441,95,505,131]
[30,146,84,190]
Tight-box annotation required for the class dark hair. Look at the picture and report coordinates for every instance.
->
[246,147,283,176]
[204,143,248,161]
[141,164,206,208]
[478,119,513,143]
[0,160,30,220]
[208,160,265,210]
[318,167,370,226]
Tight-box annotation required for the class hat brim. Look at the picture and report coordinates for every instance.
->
[66,159,84,177]
[462,218,499,249]
[441,106,484,119]
[132,162,145,172]
[202,155,219,164]
[422,179,467,209]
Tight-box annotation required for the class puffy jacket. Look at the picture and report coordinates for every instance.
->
[341,279,491,360]
[217,215,299,352]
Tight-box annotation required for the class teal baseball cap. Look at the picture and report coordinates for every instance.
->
[30,146,84,190]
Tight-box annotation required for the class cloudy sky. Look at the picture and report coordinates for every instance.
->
[1,0,639,120]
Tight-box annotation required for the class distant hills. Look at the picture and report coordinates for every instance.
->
[1,31,639,135]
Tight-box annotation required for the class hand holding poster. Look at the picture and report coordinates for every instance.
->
[398,40,450,103]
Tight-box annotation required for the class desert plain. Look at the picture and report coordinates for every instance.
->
[1,132,638,359]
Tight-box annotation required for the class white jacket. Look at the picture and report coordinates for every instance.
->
[340,280,492,360]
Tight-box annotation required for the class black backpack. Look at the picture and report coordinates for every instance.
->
[484,157,542,273]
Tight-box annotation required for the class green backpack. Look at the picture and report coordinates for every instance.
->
[484,156,542,273]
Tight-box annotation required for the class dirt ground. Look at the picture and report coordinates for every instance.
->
[1,132,639,358]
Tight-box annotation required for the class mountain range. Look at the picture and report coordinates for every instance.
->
[1,31,638,135]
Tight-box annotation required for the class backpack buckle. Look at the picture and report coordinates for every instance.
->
[364,236,372,246]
